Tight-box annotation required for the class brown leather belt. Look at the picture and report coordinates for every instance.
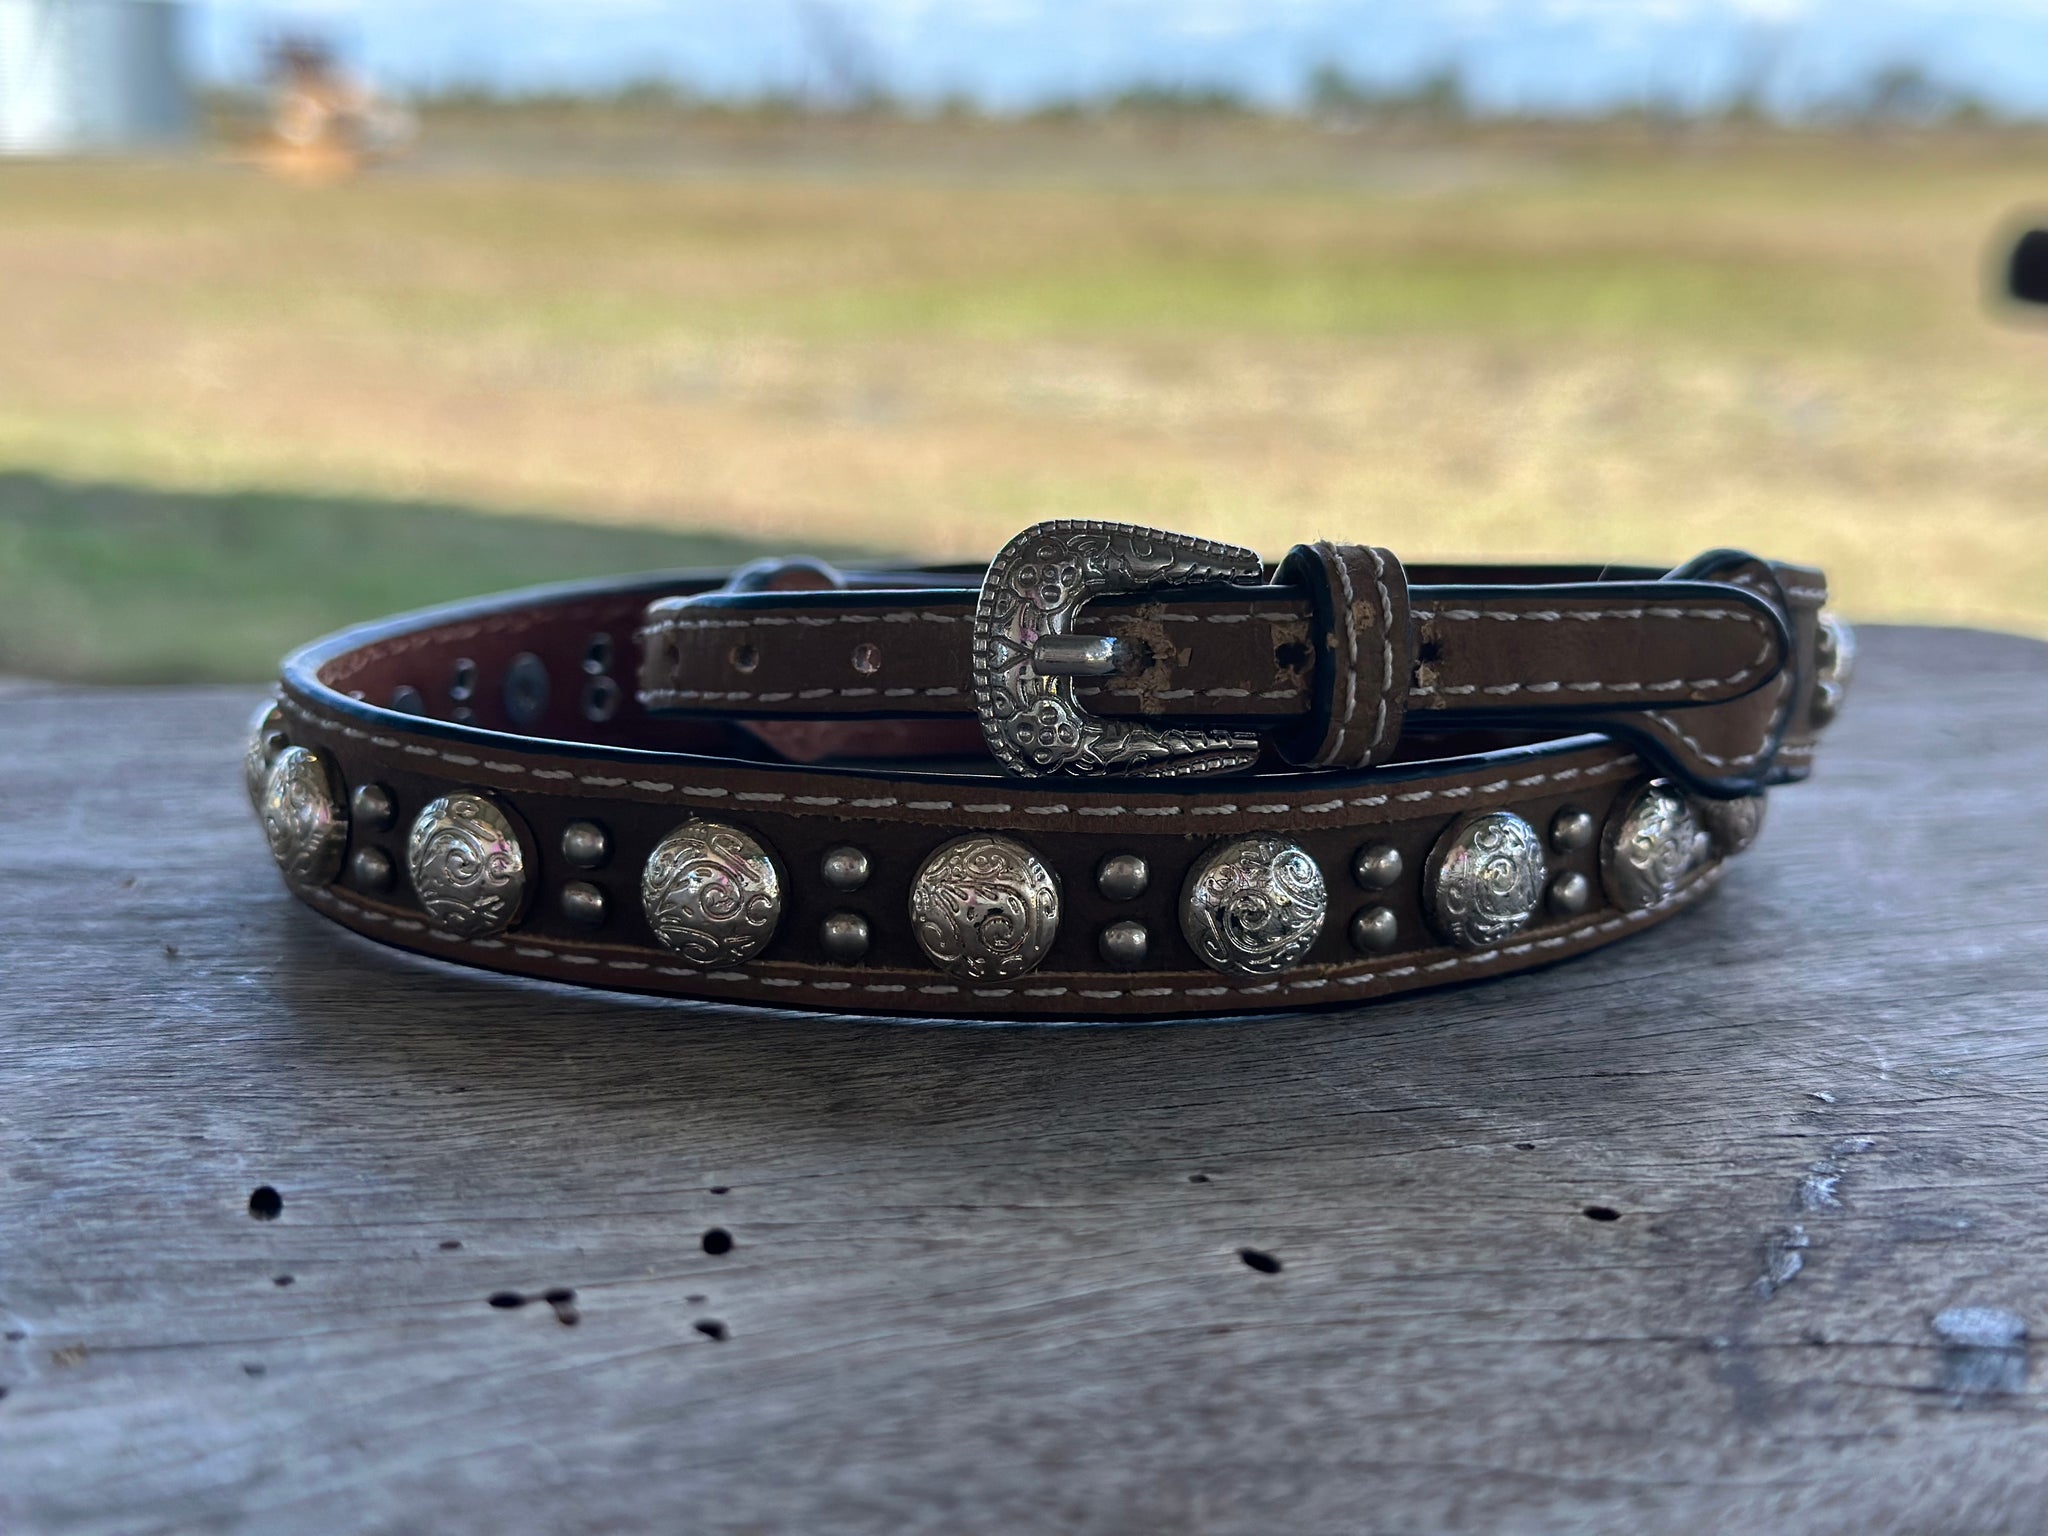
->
[248,520,1849,1019]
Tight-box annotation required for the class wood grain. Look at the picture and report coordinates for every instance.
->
[3,626,2047,1536]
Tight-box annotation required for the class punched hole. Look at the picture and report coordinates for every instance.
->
[450,658,478,703]
[694,1320,729,1341]
[1583,1206,1622,1222]
[1274,640,1311,671]
[1239,1247,1283,1274]
[702,1228,734,1256]
[248,1186,282,1220]
[851,641,882,675]
[487,1291,527,1309]
[730,644,758,674]
[583,632,614,676]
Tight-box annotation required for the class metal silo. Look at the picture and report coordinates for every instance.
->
[0,0,191,154]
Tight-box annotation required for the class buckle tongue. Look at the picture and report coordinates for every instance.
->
[973,520,1265,778]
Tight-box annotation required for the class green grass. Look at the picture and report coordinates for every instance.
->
[0,474,822,682]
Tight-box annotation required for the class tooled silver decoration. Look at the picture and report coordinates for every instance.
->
[974,519,1263,778]
[259,745,348,888]
[910,834,1061,980]
[642,820,782,966]
[244,700,287,811]
[1180,835,1328,977]
[407,792,527,937]
[1602,782,1708,912]
[1427,811,1544,948]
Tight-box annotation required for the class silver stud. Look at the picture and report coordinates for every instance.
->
[1547,871,1591,917]
[351,782,395,833]
[1602,781,1708,912]
[349,846,394,893]
[1697,792,1767,857]
[910,835,1061,980]
[243,701,288,811]
[407,793,527,937]
[1351,842,1403,890]
[820,846,871,892]
[1426,811,1544,948]
[1550,807,1596,853]
[1180,835,1327,977]
[1095,852,1150,902]
[560,881,608,927]
[560,820,610,870]
[642,821,783,966]
[819,911,871,962]
[1098,919,1149,968]
[259,746,348,888]
[1349,905,1398,954]
[1811,611,1855,727]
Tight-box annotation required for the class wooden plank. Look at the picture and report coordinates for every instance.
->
[2,627,2047,1535]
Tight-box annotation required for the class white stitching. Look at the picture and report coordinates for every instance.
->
[278,694,1635,820]
[1409,603,1776,700]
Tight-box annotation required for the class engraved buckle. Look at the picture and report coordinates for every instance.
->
[973,519,1266,778]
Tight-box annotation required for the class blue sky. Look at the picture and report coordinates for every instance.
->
[193,0,2048,116]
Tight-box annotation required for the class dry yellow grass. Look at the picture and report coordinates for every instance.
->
[4,123,2048,640]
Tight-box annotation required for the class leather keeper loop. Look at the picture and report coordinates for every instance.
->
[1275,541,1412,771]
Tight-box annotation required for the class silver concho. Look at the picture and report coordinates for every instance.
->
[1812,610,1856,727]
[1602,781,1708,912]
[1180,836,1328,977]
[1697,792,1767,857]
[642,820,782,966]
[974,520,1263,778]
[259,745,348,887]
[909,835,1061,980]
[1426,811,1544,948]
[407,792,527,937]
[244,701,288,811]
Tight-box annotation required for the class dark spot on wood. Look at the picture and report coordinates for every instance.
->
[488,1291,527,1310]
[247,1186,282,1220]
[4,1330,25,1342]
[694,1320,729,1341]
[708,1186,729,1195]
[543,1288,579,1326]
[439,1240,462,1250]
[1187,1173,1210,1183]
[272,1275,293,1287]
[162,943,179,959]
[686,1294,707,1305]
[702,1228,734,1256]
[1582,1206,1621,1222]
[242,1362,266,1378]
[0,1385,9,1400]
[1514,1142,1537,1151]
[1239,1247,1282,1275]
[50,1345,86,1368]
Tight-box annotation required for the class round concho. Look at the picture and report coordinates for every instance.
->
[642,820,783,966]
[407,792,528,937]
[1696,792,1767,858]
[1179,835,1327,977]
[1425,811,1544,949]
[259,746,348,888]
[1602,781,1708,912]
[909,835,1061,981]
[244,701,288,812]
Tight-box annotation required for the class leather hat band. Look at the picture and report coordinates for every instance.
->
[247,522,1846,1020]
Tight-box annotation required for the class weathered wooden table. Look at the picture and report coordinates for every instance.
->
[4,626,2047,1535]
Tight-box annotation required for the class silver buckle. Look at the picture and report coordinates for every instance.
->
[973,520,1265,778]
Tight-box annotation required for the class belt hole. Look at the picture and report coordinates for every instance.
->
[730,643,759,673]
[851,641,882,675]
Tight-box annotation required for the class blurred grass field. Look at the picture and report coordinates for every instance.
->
[4,117,2048,680]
